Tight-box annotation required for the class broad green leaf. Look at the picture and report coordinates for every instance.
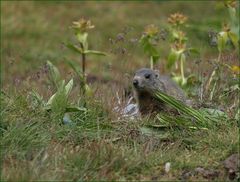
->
[47,61,61,89]
[167,49,180,69]
[84,50,107,56]
[51,82,68,118]
[217,32,228,52]
[46,93,56,106]
[65,79,73,96]
[228,32,239,48]
[46,81,65,108]
[65,106,86,112]
[65,43,83,54]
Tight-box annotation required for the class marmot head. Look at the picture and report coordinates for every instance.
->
[133,68,163,93]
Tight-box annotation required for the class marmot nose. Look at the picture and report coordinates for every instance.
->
[133,79,139,87]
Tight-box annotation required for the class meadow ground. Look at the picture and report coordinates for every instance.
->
[1,1,239,181]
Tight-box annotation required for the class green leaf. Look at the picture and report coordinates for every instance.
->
[167,49,180,69]
[65,43,83,54]
[65,106,86,112]
[84,50,107,56]
[30,90,45,105]
[76,32,88,49]
[217,32,228,52]
[235,108,240,121]
[65,79,73,96]
[139,126,170,139]
[140,35,160,64]
[155,91,207,125]
[46,93,56,106]
[50,82,68,118]
[65,60,84,82]
[228,32,239,48]
[187,48,200,55]
[47,61,61,89]
[199,108,228,119]
[85,84,93,97]
[172,75,182,85]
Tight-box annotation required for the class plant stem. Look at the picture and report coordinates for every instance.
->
[180,54,185,83]
[150,56,153,69]
[205,52,221,92]
[80,43,86,96]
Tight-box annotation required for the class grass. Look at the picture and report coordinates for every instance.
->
[1,89,239,180]
[1,1,239,181]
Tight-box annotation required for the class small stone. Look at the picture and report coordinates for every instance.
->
[165,162,171,173]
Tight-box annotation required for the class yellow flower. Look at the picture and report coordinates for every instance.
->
[231,65,240,75]
[71,18,95,33]
[168,13,188,26]
[144,24,159,37]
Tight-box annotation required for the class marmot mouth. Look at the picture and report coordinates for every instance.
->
[133,85,144,90]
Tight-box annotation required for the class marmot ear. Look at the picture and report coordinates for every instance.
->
[154,69,160,78]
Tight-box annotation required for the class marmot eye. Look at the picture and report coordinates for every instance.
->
[145,73,151,79]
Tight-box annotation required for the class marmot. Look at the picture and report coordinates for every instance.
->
[133,68,187,116]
